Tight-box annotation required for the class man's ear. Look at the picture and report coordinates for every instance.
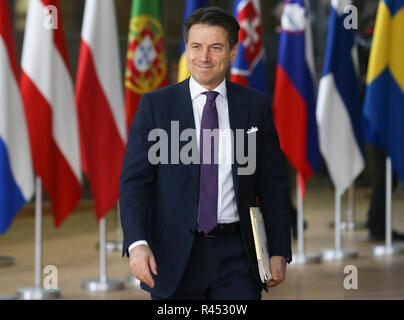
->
[230,43,239,63]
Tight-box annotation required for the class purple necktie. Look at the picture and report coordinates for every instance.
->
[197,91,219,234]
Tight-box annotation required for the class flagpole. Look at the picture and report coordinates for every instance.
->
[372,157,404,256]
[344,184,366,231]
[322,189,358,261]
[82,216,124,292]
[291,174,321,264]
[34,177,42,288]
[17,177,61,299]
[105,204,123,252]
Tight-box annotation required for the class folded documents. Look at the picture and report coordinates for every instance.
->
[249,207,271,283]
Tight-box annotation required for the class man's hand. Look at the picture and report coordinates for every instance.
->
[267,256,287,288]
[129,245,158,288]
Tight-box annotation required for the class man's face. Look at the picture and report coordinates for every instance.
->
[185,23,238,90]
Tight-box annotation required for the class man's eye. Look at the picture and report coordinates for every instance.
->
[212,46,222,50]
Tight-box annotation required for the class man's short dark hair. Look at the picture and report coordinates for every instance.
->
[184,7,240,48]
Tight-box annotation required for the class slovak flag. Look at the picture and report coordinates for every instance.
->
[0,0,34,233]
[230,0,267,92]
[316,0,364,194]
[273,0,321,194]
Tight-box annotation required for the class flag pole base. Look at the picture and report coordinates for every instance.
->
[371,244,404,257]
[96,241,123,252]
[290,253,322,265]
[321,248,358,261]
[106,241,123,252]
[126,274,141,287]
[0,256,14,267]
[82,279,124,292]
[328,221,367,231]
[16,287,61,300]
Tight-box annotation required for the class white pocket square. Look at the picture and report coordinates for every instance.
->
[247,127,258,134]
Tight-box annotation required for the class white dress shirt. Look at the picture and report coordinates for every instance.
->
[128,77,239,254]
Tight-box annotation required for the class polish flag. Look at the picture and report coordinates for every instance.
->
[20,0,82,226]
[75,0,126,220]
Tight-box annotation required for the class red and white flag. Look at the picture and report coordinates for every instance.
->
[20,0,82,226]
[75,0,126,221]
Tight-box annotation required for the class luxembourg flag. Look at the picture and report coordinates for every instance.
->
[273,0,321,194]
[230,0,267,92]
[20,0,82,227]
[316,0,364,194]
[75,0,126,221]
[0,0,34,233]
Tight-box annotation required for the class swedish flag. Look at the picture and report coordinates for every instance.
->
[177,0,209,82]
[363,0,404,184]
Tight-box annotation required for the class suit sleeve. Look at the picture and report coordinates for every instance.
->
[120,94,156,257]
[257,95,292,263]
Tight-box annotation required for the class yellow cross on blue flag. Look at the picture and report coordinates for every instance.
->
[363,0,404,185]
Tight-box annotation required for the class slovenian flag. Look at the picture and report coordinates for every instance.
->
[0,0,34,233]
[363,0,404,185]
[178,0,208,83]
[273,0,321,195]
[316,0,364,194]
[230,0,267,92]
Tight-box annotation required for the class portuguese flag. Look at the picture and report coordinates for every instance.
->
[124,0,168,133]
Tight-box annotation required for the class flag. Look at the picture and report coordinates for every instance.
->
[124,0,168,133]
[363,0,404,185]
[316,0,365,194]
[177,0,208,82]
[273,0,321,196]
[230,0,267,92]
[75,0,126,221]
[0,0,34,233]
[20,0,82,227]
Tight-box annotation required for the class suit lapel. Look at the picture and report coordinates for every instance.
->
[174,78,200,194]
[226,80,249,197]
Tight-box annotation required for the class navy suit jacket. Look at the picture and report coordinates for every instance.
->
[120,78,292,298]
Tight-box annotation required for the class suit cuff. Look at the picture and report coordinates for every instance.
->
[128,240,149,255]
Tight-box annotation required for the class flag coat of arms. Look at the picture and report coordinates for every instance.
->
[124,0,168,133]
[230,0,267,92]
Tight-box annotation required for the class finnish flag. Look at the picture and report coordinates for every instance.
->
[316,0,365,194]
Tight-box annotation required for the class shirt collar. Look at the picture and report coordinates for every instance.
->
[189,76,227,101]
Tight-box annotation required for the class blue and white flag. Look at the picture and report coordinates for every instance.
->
[316,0,364,194]
[0,0,34,233]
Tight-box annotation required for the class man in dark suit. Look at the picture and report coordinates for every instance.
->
[120,7,292,300]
